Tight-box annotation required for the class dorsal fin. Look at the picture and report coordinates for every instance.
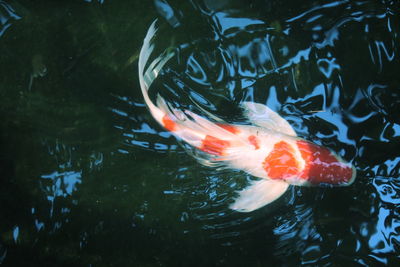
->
[241,101,297,136]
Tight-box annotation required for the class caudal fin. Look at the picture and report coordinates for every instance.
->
[138,21,250,168]
[138,19,175,123]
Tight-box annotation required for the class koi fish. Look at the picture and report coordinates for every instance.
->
[138,20,356,212]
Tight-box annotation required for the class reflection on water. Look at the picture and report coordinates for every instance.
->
[41,170,81,214]
[0,0,399,265]
[0,1,21,37]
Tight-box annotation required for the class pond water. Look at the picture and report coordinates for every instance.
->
[1,0,399,265]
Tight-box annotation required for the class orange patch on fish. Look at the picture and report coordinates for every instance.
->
[263,141,299,179]
[297,140,353,185]
[200,135,230,156]
[216,123,240,134]
[162,115,178,132]
[248,135,260,150]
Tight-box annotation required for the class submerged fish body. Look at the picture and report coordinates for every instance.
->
[138,20,356,212]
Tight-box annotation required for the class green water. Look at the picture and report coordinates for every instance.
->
[1,0,399,266]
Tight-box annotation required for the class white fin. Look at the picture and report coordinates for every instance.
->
[184,110,247,143]
[241,101,297,137]
[230,179,289,212]
[138,19,176,124]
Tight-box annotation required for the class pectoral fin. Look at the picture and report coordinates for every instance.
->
[241,101,297,137]
[230,179,289,212]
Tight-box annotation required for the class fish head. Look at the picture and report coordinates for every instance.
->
[261,137,356,186]
[296,140,356,186]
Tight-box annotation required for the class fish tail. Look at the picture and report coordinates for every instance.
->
[139,20,248,164]
[139,20,204,147]
[138,19,175,125]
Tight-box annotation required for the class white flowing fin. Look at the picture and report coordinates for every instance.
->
[155,96,251,168]
[230,179,289,212]
[156,95,247,144]
[183,110,247,143]
[241,101,297,137]
[139,19,175,124]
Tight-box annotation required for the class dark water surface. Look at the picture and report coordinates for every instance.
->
[1,0,399,266]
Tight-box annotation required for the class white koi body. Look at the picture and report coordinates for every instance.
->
[138,20,356,212]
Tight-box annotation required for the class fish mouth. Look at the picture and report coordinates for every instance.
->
[333,154,357,186]
[344,164,357,186]
[327,158,357,187]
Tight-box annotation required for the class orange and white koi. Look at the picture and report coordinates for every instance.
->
[138,20,356,212]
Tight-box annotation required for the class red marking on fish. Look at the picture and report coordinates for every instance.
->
[200,135,230,156]
[216,123,240,134]
[297,140,353,185]
[263,141,299,179]
[248,135,260,150]
[162,115,178,132]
